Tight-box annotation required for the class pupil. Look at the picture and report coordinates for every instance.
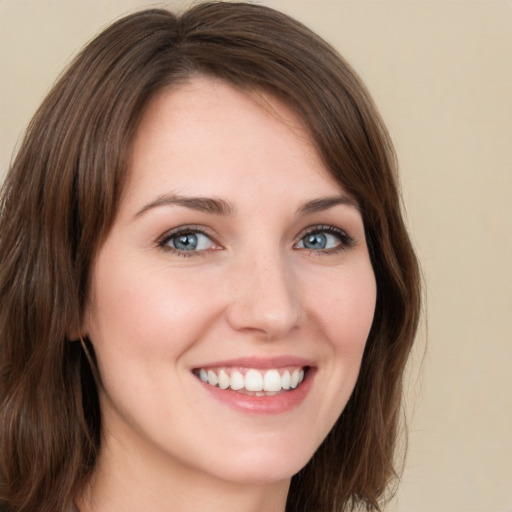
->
[304,233,326,249]
[175,233,197,250]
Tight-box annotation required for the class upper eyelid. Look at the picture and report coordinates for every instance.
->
[155,223,354,249]
[295,224,356,249]
[157,225,218,246]
[296,224,350,238]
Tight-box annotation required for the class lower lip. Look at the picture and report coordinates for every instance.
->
[197,369,315,414]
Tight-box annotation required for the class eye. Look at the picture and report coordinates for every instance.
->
[295,226,354,252]
[158,227,217,254]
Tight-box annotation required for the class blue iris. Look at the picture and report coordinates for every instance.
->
[302,233,328,250]
[173,233,199,250]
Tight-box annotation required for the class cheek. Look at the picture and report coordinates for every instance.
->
[85,257,223,366]
[315,263,377,355]
[84,261,226,433]
[296,262,376,449]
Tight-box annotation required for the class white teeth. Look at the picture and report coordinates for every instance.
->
[263,369,282,392]
[207,370,218,386]
[290,369,300,388]
[245,369,263,391]
[196,366,307,393]
[230,370,245,390]
[281,370,291,390]
[290,369,305,389]
[218,369,230,389]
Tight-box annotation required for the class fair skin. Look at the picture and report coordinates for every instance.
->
[79,77,376,512]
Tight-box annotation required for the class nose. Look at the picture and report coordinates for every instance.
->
[226,251,302,341]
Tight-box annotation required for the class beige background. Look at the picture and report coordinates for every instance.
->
[1,1,511,511]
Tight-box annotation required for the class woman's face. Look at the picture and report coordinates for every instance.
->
[85,77,376,486]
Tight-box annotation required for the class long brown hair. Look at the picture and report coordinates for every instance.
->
[0,3,421,511]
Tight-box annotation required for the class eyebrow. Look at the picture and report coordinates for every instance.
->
[135,193,358,219]
[135,194,235,218]
[296,195,360,215]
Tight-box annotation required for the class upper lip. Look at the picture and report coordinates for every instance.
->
[192,355,315,370]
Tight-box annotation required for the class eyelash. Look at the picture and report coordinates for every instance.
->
[295,225,355,254]
[157,225,218,257]
[157,224,355,257]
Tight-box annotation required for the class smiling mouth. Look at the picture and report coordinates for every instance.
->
[193,366,308,396]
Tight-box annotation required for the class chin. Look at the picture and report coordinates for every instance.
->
[193,436,316,486]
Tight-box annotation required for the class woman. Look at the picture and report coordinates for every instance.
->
[0,3,421,511]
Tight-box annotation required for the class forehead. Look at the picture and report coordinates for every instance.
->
[122,77,347,210]
[133,77,314,159]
